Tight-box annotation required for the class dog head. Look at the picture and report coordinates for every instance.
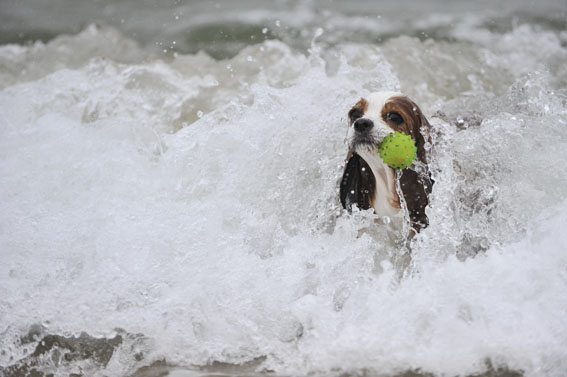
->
[345,91,429,162]
[341,91,433,232]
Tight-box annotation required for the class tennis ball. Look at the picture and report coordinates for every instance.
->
[378,132,417,170]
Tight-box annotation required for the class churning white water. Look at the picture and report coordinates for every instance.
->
[1,1,567,376]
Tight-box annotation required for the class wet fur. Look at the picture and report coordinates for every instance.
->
[340,92,433,233]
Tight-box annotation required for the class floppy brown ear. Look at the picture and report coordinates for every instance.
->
[340,153,376,212]
[399,167,433,232]
[400,99,433,232]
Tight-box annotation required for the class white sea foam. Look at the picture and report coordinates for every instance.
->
[1,13,566,377]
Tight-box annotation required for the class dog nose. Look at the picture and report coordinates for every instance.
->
[354,118,374,133]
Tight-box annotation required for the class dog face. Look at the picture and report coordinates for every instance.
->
[340,91,433,232]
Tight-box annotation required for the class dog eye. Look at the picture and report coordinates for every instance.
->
[386,112,403,124]
[349,109,362,121]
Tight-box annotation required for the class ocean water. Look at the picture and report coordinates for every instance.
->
[1,1,567,376]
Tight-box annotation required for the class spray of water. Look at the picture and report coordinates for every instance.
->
[1,12,567,377]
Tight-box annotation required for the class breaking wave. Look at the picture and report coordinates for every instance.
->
[1,2,566,376]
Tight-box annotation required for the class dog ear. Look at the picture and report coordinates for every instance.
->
[340,154,375,211]
[396,97,433,232]
[399,168,432,232]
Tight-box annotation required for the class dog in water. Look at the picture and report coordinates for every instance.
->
[340,91,433,235]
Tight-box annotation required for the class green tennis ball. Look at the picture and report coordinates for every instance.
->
[378,132,417,170]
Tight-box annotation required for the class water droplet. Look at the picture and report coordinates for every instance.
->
[275,20,281,27]
[361,167,366,171]
[350,190,355,194]
[262,28,268,34]
[197,111,204,118]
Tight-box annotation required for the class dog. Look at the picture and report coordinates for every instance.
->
[340,91,433,234]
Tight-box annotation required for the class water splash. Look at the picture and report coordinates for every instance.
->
[1,10,567,377]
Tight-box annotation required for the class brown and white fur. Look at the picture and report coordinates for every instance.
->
[340,91,433,234]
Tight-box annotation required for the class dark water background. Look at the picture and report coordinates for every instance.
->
[1,0,566,58]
